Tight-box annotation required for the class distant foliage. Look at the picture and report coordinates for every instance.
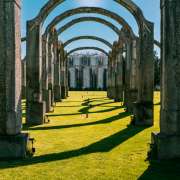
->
[154,51,160,87]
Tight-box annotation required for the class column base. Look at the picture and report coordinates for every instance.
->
[26,101,46,125]
[107,87,112,99]
[111,86,116,100]
[115,86,123,102]
[65,86,69,97]
[150,132,180,160]
[54,85,61,102]
[43,89,53,113]
[50,88,55,107]
[124,88,130,108]
[61,86,66,99]
[126,89,138,112]
[132,101,153,126]
[22,86,26,99]
[0,133,34,160]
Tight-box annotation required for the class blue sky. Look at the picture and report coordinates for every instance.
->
[21,0,160,57]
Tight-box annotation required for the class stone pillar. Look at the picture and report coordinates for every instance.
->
[107,57,111,98]
[107,53,113,98]
[115,41,124,102]
[54,42,61,102]
[26,19,46,125]
[151,0,180,159]
[42,35,51,112]
[112,50,117,100]
[128,38,139,112]
[48,31,55,108]
[65,54,69,97]
[133,20,154,126]
[124,42,132,110]
[60,49,66,99]
[21,59,26,99]
[0,0,33,159]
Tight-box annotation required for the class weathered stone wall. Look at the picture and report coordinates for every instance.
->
[152,0,180,160]
[0,0,22,135]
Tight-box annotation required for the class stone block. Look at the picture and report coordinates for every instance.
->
[0,133,34,160]
[27,101,46,125]
[111,87,116,100]
[132,101,153,126]
[107,88,111,98]
[151,132,180,160]
[65,86,69,97]
[61,86,66,99]
[43,89,53,113]
[54,85,61,102]
[22,86,26,99]
[115,85,123,102]
[126,89,138,112]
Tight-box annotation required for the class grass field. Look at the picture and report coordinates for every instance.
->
[0,91,180,180]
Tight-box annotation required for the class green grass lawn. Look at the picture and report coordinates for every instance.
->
[0,91,180,180]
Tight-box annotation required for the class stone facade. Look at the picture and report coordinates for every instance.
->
[68,53,108,90]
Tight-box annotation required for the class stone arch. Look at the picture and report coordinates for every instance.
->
[64,35,113,49]
[44,7,134,37]
[26,1,154,128]
[31,0,146,31]
[67,47,109,57]
[57,16,121,36]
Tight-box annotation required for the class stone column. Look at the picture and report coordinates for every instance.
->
[151,0,180,159]
[128,38,139,112]
[60,48,66,99]
[0,0,33,159]
[21,59,26,99]
[115,41,124,102]
[54,42,61,102]
[48,31,55,108]
[26,18,46,125]
[107,53,113,99]
[112,49,117,100]
[114,43,119,102]
[65,54,69,97]
[124,41,132,110]
[107,54,111,98]
[133,20,154,126]
[42,35,51,112]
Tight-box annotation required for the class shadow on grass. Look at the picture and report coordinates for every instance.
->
[27,111,130,131]
[23,98,125,130]
[154,102,161,106]
[46,99,119,117]
[138,159,180,180]
[55,105,82,108]
[0,124,146,169]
